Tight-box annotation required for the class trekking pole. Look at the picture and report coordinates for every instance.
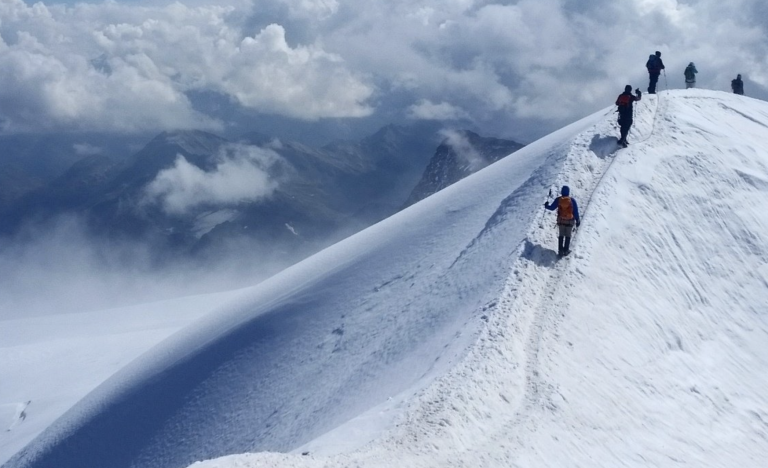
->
[539,187,552,229]
[663,69,668,91]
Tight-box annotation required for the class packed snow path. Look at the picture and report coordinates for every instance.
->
[5,90,768,468]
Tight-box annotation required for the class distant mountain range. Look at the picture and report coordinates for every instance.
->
[0,126,523,269]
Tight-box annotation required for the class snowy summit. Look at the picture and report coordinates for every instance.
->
[3,89,768,468]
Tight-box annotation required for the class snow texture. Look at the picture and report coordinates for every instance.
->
[3,90,768,468]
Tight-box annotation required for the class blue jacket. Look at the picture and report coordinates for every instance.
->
[545,186,580,224]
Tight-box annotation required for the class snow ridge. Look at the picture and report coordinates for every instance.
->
[4,99,587,468]
[332,94,656,466]
[186,97,639,468]
[7,90,768,468]
[191,90,768,468]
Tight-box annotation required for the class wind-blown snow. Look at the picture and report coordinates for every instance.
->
[4,90,768,468]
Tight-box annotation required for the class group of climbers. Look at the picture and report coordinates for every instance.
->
[545,52,747,258]
[680,61,743,95]
[616,51,746,148]
[644,51,743,94]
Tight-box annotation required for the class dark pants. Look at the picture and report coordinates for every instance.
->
[618,117,633,143]
[648,72,660,94]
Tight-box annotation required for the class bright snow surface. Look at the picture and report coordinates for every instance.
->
[3,89,768,468]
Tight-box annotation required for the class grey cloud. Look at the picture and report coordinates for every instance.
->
[279,0,340,20]
[73,142,102,155]
[407,99,471,121]
[0,0,372,134]
[318,0,768,139]
[0,4,222,133]
[2,0,768,141]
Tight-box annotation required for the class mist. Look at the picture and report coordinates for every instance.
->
[0,214,326,320]
[439,129,489,172]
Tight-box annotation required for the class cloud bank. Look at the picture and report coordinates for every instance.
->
[2,0,768,141]
[0,0,372,133]
[408,100,470,121]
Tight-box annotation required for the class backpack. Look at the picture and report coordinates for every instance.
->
[684,66,695,81]
[616,93,634,120]
[616,93,633,107]
[557,197,575,225]
[646,54,658,71]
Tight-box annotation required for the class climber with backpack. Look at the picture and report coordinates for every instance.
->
[615,85,642,148]
[544,185,580,257]
[646,51,665,94]
[732,74,744,95]
[684,62,698,89]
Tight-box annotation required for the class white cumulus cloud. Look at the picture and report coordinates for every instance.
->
[144,144,284,215]
[220,23,373,119]
[0,0,372,134]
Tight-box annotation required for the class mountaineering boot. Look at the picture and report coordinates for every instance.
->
[562,236,572,256]
[557,236,565,257]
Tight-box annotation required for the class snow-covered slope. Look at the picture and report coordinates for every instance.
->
[0,292,242,466]
[5,90,768,468]
[2,95,597,468]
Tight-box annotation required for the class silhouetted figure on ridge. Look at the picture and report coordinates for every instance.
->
[684,62,697,89]
[732,74,744,95]
[646,51,665,94]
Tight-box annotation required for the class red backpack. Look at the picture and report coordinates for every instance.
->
[557,197,574,225]
[616,94,632,107]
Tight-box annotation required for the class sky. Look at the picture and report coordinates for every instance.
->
[3,89,768,468]
[4,0,768,145]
